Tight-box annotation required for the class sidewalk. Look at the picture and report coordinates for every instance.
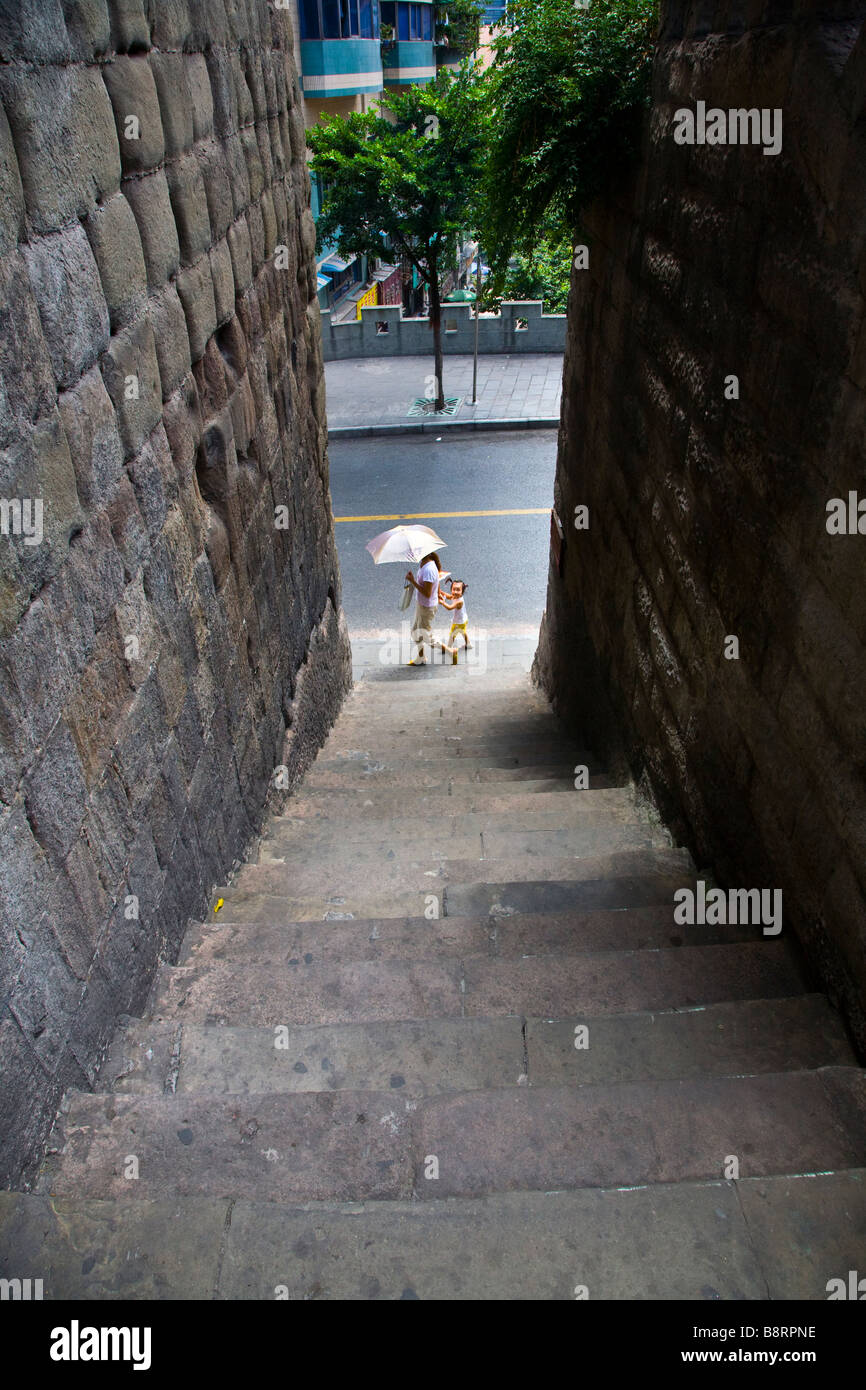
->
[324,353,564,433]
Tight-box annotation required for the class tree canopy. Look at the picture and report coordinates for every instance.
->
[483,0,658,281]
[308,64,490,408]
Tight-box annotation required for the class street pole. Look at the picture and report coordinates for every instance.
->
[471,242,481,404]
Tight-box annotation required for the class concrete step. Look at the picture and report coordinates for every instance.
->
[263,789,652,848]
[352,670,538,693]
[442,857,694,918]
[319,733,590,762]
[411,1066,866,1198]
[327,710,566,740]
[211,851,695,922]
[306,755,588,788]
[111,1016,527,1098]
[38,1067,866,1202]
[280,782,620,821]
[227,847,695,906]
[39,1089,416,1202]
[303,763,579,790]
[147,941,805,1027]
[6,1170,866,1298]
[180,912,497,966]
[524,994,855,1085]
[441,847,693,884]
[282,780,614,819]
[256,822,669,869]
[108,995,852,1098]
[351,678,543,700]
[177,905,771,971]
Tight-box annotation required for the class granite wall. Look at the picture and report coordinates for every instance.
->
[534,0,866,1049]
[0,0,351,1185]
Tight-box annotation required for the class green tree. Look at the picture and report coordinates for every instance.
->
[308,65,490,411]
[434,0,485,54]
[483,0,657,285]
[500,218,573,312]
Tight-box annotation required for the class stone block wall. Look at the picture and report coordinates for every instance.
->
[0,0,351,1186]
[534,1,866,1049]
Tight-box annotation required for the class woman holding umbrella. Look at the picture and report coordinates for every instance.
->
[405,551,444,666]
[363,524,449,667]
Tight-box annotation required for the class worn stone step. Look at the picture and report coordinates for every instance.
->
[525,995,855,1085]
[182,912,496,965]
[280,778,606,817]
[6,1170,866,1298]
[39,1068,866,1203]
[149,954,465,1025]
[327,711,566,740]
[282,780,614,820]
[320,733,590,763]
[147,941,804,1028]
[109,995,851,1100]
[353,671,539,694]
[350,679,543,702]
[306,754,589,789]
[212,852,695,922]
[411,1067,866,1198]
[304,763,578,790]
[38,1090,416,1203]
[177,904,766,971]
[228,847,694,906]
[265,799,651,850]
[112,1017,527,1097]
[443,848,693,884]
[257,822,668,870]
[443,857,694,918]
[458,940,806,1017]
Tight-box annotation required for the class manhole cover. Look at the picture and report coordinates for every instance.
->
[407,396,462,417]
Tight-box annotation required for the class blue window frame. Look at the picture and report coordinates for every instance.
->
[300,0,379,38]
[299,0,320,38]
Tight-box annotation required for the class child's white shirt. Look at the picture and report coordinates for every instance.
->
[449,599,468,625]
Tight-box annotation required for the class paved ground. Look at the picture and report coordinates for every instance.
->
[328,430,557,637]
[323,353,564,428]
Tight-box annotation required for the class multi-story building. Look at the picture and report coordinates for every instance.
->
[289,0,472,321]
[381,3,437,87]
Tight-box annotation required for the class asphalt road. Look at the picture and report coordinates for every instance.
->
[328,430,557,637]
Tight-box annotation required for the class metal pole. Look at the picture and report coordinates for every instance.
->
[471,242,481,403]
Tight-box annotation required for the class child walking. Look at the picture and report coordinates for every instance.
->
[438,579,472,663]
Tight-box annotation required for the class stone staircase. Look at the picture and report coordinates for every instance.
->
[4,656,866,1299]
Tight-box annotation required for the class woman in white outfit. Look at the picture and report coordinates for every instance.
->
[405,551,442,665]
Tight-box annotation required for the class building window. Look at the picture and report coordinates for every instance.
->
[340,0,359,35]
[390,2,432,41]
[299,0,320,38]
[300,0,381,37]
[321,0,341,36]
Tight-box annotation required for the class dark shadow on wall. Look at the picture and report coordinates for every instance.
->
[534,0,866,1054]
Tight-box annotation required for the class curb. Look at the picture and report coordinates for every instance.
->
[328,417,560,439]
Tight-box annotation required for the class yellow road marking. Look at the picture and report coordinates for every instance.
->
[334,508,551,522]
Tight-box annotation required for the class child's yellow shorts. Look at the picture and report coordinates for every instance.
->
[449,622,468,637]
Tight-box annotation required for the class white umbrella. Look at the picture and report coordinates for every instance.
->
[365,523,447,565]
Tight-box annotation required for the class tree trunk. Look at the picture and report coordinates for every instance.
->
[428,267,445,411]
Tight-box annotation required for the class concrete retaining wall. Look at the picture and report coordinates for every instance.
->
[321,299,567,359]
